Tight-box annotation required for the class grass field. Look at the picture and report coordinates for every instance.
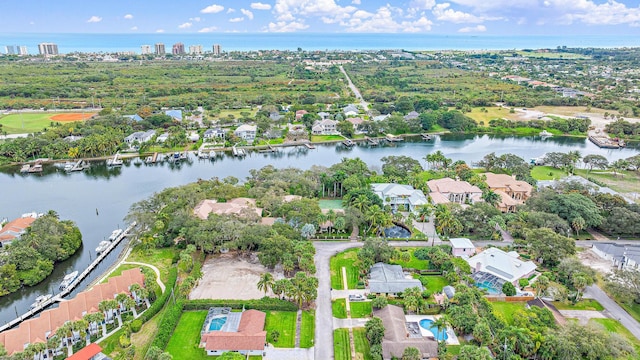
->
[530,166,568,180]
[333,299,348,319]
[554,299,604,311]
[353,328,373,360]
[590,318,640,355]
[300,311,315,348]
[319,199,344,210]
[574,169,640,201]
[334,329,352,360]
[128,247,177,283]
[265,311,297,348]
[467,107,519,124]
[390,248,429,270]
[0,112,93,134]
[330,249,360,290]
[312,135,345,142]
[350,302,373,318]
[491,301,527,325]
[166,311,208,359]
[415,275,449,294]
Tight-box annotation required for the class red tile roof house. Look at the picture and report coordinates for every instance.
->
[0,214,38,247]
[0,268,144,356]
[201,309,267,357]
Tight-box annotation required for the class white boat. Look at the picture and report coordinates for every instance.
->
[59,270,79,291]
[106,153,123,167]
[108,229,123,241]
[539,130,553,137]
[30,294,53,309]
[95,240,111,253]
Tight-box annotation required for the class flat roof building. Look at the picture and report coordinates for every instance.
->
[172,42,185,55]
[38,43,58,56]
[154,43,165,55]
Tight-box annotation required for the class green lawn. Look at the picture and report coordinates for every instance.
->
[590,318,640,355]
[491,301,527,325]
[466,107,519,124]
[300,311,315,348]
[390,248,429,270]
[574,169,640,199]
[98,327,126,356]
[554,299,604,311]
[330,249,360,290]
[101,264,138,283]
[333,299,348,319]
[166,311,208,359]
[620,302,640,323]
[0,112,90,134]
[353,328,373,360]
[530,166,568,180]
[319,199,344,210]
[334,329,352,360]
[415,275,449,294]
[312,135,345,142]
[265,311,297,348]
[128,247,177,282]
[350,302,373,318]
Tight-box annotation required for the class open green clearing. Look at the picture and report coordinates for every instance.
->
[391,248,429,270]
[334,329,352,360]
[554,299,604,311]
[128,247,176,282]
[353,328,373,360]
[265,311,297,348]
[590,318,640,355]
[165,311,208,359]
[319,199,344,210]
[530,166,568,180]
[350,302,373,318]
[330,248,360,290]
[415,275,449,294]
[619,302,640,323]
[491,301,527,325]
[574,169,640,200]
[466,107,519,124]
[333,299,348,319]
[0,113,84,134]
[300,311,315,348]
[311,135,345,142]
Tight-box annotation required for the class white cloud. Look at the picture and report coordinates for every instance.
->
[548,0,640,26]
[343,5,432,32]
[241,9,254,20]
[268,20,309,32]
[201,4,225,14]
[178,22,192,29]
[227,8,236,13]
[87,16,102,23]
[432,3,483,23]
[198,26,218,32]
[352,0,361,4]
[130,26,138,31]
[124,14,134,20]
[156,29,165,33]
[230,17,245,22]
[189,17,202,22]
[458,24,486,32]
[251,2,272,10]
[273,0,357,22]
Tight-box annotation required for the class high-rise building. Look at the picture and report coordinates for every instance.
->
[5,46,15,55]
[212,44,221,56]
[189,45,203,55]
[38,43,59,56]
[141,45,152,55]
[18,46,28,55]
[154,43,165,55]
[172,43,185,55]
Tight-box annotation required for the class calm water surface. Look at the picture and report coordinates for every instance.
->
[0,134,638,325]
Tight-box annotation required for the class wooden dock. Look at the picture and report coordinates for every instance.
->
[258,143,278,153]
[0,222,136,333]
[232,145,246,157]
[304,143,315,149]
[67,159,89,172]
[364,136,379,146]
[421,133,433,141]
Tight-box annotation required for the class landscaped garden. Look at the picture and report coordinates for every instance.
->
[390,248,429,270]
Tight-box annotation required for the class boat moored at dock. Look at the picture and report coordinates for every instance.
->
[95,240,111,254]
[59,271,79,291]
[29,294,52,309]
[106,153,123,167]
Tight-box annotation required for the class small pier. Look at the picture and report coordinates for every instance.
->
[145,152,159,164]
[106,153,123,167]
[0,222,136,333]
[232,145,247,157]
[588,133,626,149]
[365,136,379,146]
[421,133,432,141]
[304,143,315,150]
[66,159,89,172]
[258,143,278,153]
[385,134,404,142]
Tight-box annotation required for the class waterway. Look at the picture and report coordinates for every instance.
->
[0,134,638,325]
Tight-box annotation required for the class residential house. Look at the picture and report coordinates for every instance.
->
[403,111,419,121]
[483,173,533,212]
[373,305,438,360]
[200,308,267,356]
[194,198,263,220]
[204,128,226,140]
[124,130,156,145]
[295,110,308,120]
[449,238,476,258]
[346,117,364,132]
[592,243,640,271]
[156,132,169,143]
[311,119,338,135]
[318,112,331,120]
[427,178,483,205]
[188,131,200,142]
[0,213,39,247]
[0,269,145,356]
[165,109,183,122]
[269,112,284,122]
[371,183,429,213]
[123,114,143,122]
[234,124,257,143]
[343,104,358,115]
[467,248,537,290]
[368,263,423,295]
[66,343,106,360]
[373,114,391,122]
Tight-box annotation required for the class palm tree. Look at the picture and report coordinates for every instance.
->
[334,216,346,234]
[115,293,130,314]
[272,279,288,300]
[99,299,119,325]
[365,205,392,235]
[84,312,106,338]
[46,334,62,359]
[415,204,434,222]
[257,272,275,297]
[130,283,150,308]
[351,194,370,213]
[55,322,74,357]
[71,319,89,346]
[432,316,449,344]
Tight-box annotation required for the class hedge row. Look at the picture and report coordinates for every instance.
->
[139,267,178,323]
[152,301,184,350]
[183,297,298,312]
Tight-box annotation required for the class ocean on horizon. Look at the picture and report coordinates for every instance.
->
[1,33,639,54]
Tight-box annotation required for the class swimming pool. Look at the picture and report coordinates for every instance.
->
[419,319,448,341]
[208,316,227,331]
[475,280,502,295]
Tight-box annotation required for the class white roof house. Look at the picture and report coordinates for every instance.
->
[449,238,476,258]
[234,124,257,143]
[371,183,428,213]
[467,247,537,286]
[124,130,156,144]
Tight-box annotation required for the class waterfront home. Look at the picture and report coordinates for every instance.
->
[346,117,364,131]
[371,183,429,213]
[368,263,423,295]
[311,119,338,135]
[194,198,263,220]
[234,124,257,143]
[373,305,438,360]
[482,173,533,212]
[165,109,183,122]
[124,130,156,145]
[204,128,226,140]
[467,248,537,290]
[449,238,476,258]
[427,178,483,206]
[0,213,39,247]
[592,242,640,271]
[318,111,331,120]
[200,308,267,357]
[156,132,169,143]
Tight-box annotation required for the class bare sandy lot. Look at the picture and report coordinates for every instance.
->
[512,105,640,128]
[190,253,276,300]
[577,248,613,275]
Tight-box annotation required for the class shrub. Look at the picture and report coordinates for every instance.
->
[271,330,280,343]
[119,334,131,348]
[519,278,530,288]
[150,301,183,350]
[502,282,517,296]
[130,319,142,333]
[139,267,178,323]
[183,297,298,312]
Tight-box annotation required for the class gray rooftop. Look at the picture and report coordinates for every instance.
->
[369,263,423,294]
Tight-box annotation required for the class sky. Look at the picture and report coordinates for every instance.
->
[2,0,640,35]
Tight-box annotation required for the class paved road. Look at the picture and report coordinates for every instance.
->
[584,284,640,340]
[339,66,369,112]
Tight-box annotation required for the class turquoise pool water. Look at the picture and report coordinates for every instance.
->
[476,280,502,295]
[208,316,227,331]
[419,319,448,341]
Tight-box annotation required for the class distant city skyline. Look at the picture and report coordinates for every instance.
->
[2,0,640,35]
